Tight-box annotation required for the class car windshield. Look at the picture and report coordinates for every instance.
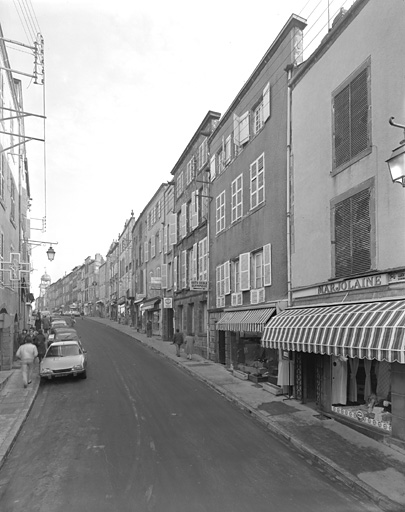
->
[46,345,81,357]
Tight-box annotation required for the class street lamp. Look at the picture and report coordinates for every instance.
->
[386,117,405,186]
[46,245,56,261]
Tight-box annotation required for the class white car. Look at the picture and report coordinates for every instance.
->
[40,341,88,380]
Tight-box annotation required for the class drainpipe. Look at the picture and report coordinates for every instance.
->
[286,64,293,308]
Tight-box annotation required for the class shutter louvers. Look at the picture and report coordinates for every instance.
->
[335,188,371,278]
[334,86,351,168]
[350,68,368,159]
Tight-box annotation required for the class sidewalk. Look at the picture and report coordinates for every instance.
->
[1,317,405,511]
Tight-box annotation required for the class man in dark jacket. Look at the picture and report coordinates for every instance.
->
[172,329,184,357]
[34,329,47,362]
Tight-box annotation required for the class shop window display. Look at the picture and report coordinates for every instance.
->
[231,335,279,384]
[331,356,392,433]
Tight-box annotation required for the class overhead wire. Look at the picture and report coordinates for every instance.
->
[220,0,355,133]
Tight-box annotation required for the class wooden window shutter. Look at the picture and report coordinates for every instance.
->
[350,68,369,159]
[181,203,187,238]
[192,243,198,280]
[335,188,371,278]
[233,113,240,146]
[224,261,230,295]
[239,111,250,144]
[191,191,198,229]
[210,155,216,182]
[334,66,369,169]
[263,82,270,121]
[169,212,177,245]
[263,243,272,286]
[163,224,168,254]
[144,241,149,262]
[173,256,178,292]
[239,252,250,291]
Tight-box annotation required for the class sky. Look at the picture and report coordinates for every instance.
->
[1,0,354,298]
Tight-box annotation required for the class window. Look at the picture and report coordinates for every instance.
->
[238,111,250,145]
[334,186,372,278]
[216,191,226,234]
[254,102,263,134]
[254,82,271,134]
[250,153,265,209]
[252,251,263,289]
[186,157,195,186]
[231,174,243,222]
[198,139,208,170]
[217,149,225,174]
[333,61,370,171]
[176,171,184,197]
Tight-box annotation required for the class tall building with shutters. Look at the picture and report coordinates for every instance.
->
[262,0,405,444]
[208,15,306,377]
[132,184,169,336]
[167,111,220,353]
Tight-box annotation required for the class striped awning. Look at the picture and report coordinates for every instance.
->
[217,308,275,332]
[261,299,405,363]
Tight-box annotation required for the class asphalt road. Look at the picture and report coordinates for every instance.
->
[0,320,382,512]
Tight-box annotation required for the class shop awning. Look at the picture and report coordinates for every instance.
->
[216,308,275,332]
[261,299,405,363]
[140,298,161,311]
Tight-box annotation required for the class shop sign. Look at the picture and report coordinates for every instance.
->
[190,280,208,291]
[163,297,173,308]
[318,275,388,295]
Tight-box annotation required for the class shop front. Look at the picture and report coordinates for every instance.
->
[140,297,161,336]
[216,307,279,385]
[261,299,405,442]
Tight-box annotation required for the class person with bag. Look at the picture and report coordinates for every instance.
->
[172,329,184,357]
[16,336,38,388]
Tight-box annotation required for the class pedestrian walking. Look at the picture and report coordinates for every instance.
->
[70,315,76,327]
[34,312,42,332]
[34,329,47,362]
[18,329,28,346]
[185,333,195,360]
[172,328,184,357]
[146,319,152,337]
[42,315,51,334]
[16,336,38,388]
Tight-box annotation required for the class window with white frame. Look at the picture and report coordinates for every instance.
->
[232,259,240,293]
[177,171,184,197]
[198,138,208,170]
[253,82,271,135]
[198,237,207,281]
[216,191,226,234]
[250,153,265,209]
[252,251,263,289]
[186,157,195,186]
[231,174,243,223]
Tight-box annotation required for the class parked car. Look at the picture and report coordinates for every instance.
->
[47,328,81,344]
[40,341,87,380]
[50,319,68,330]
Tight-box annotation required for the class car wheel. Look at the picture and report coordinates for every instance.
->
[80,370,87,379]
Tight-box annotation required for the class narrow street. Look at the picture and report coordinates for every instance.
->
[0,320,382,512]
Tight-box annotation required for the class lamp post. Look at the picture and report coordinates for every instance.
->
[386,117,405,186]
[28,240,58,261]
